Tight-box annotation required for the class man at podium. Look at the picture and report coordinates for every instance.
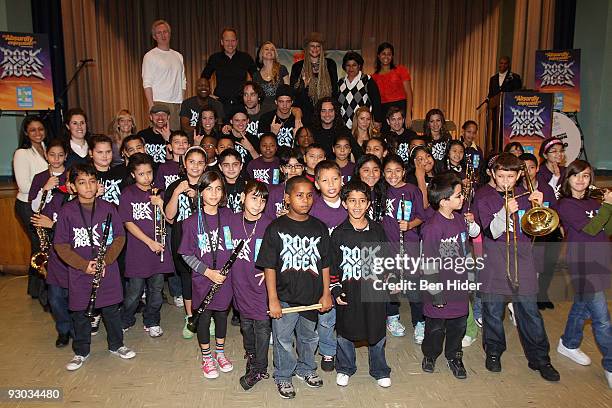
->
[488,56,523,98]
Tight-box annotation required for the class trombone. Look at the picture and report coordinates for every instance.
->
[504,185,519,291]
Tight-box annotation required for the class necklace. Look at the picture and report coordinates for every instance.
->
[242,216,259,244]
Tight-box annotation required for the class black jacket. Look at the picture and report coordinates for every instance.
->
[488,71,522,98]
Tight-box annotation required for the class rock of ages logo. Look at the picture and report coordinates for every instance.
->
[540,61,575,87]
[0,47,45,79]
[278,233,321,276]
[339,245,380,281]
[509,97,546,139]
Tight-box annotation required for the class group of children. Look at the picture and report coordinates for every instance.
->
[27,109,612,399]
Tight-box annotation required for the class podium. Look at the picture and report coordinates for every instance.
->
[484,93,504,155]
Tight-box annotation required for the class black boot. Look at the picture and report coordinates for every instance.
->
[447,352,467,379]
[239,370,269,391]
[421,356,436,373]
[528,362,560,382]
[485,354,502,372]
[55,333,70,348]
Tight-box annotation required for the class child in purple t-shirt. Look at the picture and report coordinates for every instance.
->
[232,180,273,391]
[420,172,480,379]
[54,163,135,371]
[119,153,173,337]
[556,160,612,388]
[247,132,280,185]
[332,134,355,184]
[179,170,236,379]
[264,148,303,219]
[311,160,347,372]
[154,131,189,190]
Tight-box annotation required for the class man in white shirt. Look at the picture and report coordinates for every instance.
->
[487,56,522,98]
[142,20,186,130]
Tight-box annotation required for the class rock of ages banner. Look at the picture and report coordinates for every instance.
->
[535,49,581,112]
[502,92,553,156]
[0,32,54,110]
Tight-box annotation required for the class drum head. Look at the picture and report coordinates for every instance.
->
[552,112,581,164]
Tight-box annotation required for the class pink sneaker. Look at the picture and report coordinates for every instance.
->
[215,352,233,373]
[201,356,219,379]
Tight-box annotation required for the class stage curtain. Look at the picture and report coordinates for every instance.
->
[512,0,556,89]
[60,0,516,147]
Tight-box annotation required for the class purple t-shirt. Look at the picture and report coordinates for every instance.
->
[41,178,69,288]
[339,162,355,185]
[309,194,347,235]
[382,184,425,257]
[475,185,537,295]
[54,198,125,311]
[247,157,281,185]
[264,183,286,219]
[557,197,611,293]
[537,164,566,199]
[119,184,173,278]
[421,211,470,319]
[178,207,236,311]
[29,170,68,202]
[154,160,181,190]
[230,213,272,320]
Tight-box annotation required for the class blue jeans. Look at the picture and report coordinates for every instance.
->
[121,274,165,328]
[318,307,336,356]
[272,301,319,383]
[336,335,391,380]
[482,293,551,365]
[561,291,612,372]
[48,283,72,336]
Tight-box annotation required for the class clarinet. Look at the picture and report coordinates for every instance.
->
[85,213,113,318]
[187,239,245,333]
[399,193,405,283]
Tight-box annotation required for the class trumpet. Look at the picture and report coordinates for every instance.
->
[152,186,167,262]
[504,185,519,291]
[31,190,50,278]
[588,185,609,201]
[520,164,560,237]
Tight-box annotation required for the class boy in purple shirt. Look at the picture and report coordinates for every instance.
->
[247,132,280,185]
[231,180,273,390]
[119,154,173,337]
[311,160,347,371]
[332,134,355,184]
[420,172,480,379]
[474,153,559,382]
[154,130,189,190]
[54,163,135,371]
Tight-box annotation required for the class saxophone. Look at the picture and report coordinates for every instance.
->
[30,190,50,278]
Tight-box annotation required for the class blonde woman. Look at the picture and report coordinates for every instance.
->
[109,109,137,165]
[254,41,289,113]
[351,106,379,148]
[290,32,338,124]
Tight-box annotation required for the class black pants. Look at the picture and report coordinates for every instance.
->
[197,309,228,345]
[15,199,45,300]
[71,303,123,356]
[240,317,272,373]
[421,315,467,360]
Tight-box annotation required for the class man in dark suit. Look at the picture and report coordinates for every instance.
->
[488,56,523,98]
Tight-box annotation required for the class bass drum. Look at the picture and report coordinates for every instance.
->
[552,111,581,164]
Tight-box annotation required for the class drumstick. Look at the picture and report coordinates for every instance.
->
[267,304,323,314]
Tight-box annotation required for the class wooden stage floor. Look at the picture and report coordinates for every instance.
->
[1,275,611,407]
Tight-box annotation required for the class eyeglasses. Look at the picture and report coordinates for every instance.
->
[284,164,304,170]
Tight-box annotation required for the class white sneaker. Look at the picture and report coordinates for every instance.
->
[66,355,88,371]
[386,315,406,337]
[556,339,591,365]
[605,370,612,389]
[507,303,517,326]
[336,373,349,386]
[148,326,163,338]
[462,335,477,347]
[173,296,184,308]
[413,321,425,345]
[110,346,136,359]
[377,377,391,388]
